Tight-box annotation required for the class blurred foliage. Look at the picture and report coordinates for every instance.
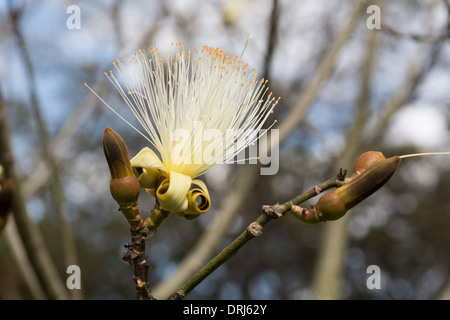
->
[0,0,450,299]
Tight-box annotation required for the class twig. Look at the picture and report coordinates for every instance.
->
[263,171,346,219]
[103,127,170,299]
[152,165,260,298]
[168,220,264,301]
[120,204,151,300]
[168,172,346,300]
[119,203,169,300]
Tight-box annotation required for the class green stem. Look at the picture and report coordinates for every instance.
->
[261,170,346,222]
[169,220,264,300]
[168,171,346,300]
[144,207,170,232]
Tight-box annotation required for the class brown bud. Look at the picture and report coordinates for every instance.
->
[314,190,347,221]
[103,128,140,205]
[109,176,140,205]
[315,156,401,221]
[103,127,134,179]
[352,151,386,175]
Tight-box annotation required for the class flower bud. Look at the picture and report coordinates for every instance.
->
[103,128,140,205]
[103,127,134,179]
[352,151,386,175]
[314,156,401,221]
[109,176,141,205]
[314,190,347,221]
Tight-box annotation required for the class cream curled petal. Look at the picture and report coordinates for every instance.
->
[156,171,192,213]
[144,187,156,197]
[183,179,211,218]
[137,168,161,189]
[130,147,165,188]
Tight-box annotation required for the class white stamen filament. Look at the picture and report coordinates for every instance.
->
[86,41,279,179]
[399,152,450,159]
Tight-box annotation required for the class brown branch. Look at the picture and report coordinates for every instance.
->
[120,205,169,300]
[103,127,171,299]
[120,208,152,300]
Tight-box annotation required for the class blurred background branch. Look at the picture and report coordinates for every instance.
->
[313,0,448,300]
[312,9,380,298]
[7,1,80,299]
[0,85,68,299]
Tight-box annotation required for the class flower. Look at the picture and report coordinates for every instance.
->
[87,40,279,219]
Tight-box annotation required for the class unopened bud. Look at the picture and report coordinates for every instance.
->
[103,127,134,179]
[315,156,401,221]
[314,190,347,221]
[296,150,450,224]
[352,151,386,175]
[109,176,141,205]
[103,128,140,205]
